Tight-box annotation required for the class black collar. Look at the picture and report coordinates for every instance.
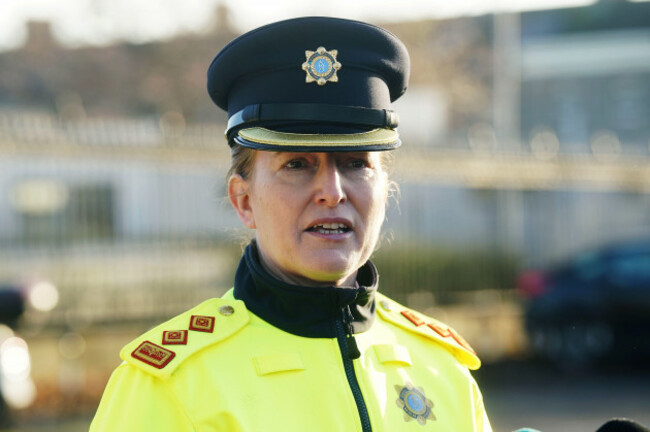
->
[233,241,378,338]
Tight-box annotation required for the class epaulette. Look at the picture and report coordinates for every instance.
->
[375,293,481,370]
[120,297,249,379]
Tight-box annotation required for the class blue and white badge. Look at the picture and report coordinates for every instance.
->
[395,382,436,425]
[302,46,341,86]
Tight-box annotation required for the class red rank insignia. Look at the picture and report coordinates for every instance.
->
[449,329,476,355]
[162,330,188,345]
[427,321,451,338]
[131,341,175,369]
[189,315,215,333]
[427,321,476,355]
[401,310,425,327]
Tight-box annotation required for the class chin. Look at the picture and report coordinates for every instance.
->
[299,257,359,285]
[304,271,354,286]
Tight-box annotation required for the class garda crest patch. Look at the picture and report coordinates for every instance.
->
[131,341,175,369]
[395,382,436,425]
[302,46,341,86]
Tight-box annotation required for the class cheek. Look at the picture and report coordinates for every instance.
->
[253,193,274,229]
[362,180,389,230]
[372,174,389,208]
[253,185,293,235]
[368,198,387,232]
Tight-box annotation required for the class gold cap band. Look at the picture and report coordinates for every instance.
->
[235,127,400,152]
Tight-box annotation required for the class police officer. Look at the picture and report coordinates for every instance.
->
[91,17,492,431]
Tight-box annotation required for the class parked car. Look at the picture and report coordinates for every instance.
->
[517,239,650,369]
[0,287,24,328]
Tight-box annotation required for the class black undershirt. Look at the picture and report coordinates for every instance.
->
[233,241,378,338]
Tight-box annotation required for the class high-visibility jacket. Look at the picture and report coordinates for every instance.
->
[90,292,490,431]
[91,243,491,431]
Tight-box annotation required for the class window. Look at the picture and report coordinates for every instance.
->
[13,181,115,245]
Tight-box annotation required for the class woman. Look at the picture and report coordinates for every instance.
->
[91,17,491,431]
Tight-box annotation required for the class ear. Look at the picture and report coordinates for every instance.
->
[228,174,256,229]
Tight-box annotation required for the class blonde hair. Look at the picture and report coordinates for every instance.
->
[227,144,257,180]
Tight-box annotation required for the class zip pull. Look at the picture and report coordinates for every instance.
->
[347,335,361,360]
[343,306,361,360]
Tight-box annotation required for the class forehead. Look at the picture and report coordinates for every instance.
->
[257,150,381,163]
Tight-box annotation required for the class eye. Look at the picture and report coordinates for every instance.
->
[285,159,307,170]
[348,159,368,169]
[341,152,374,170]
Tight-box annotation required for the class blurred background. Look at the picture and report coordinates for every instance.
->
[1,0,650,430]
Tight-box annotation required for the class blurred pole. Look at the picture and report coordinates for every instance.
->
[492,11,522,150]
[493,12,525,255]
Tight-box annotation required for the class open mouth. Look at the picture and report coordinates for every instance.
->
[306,223,351,234]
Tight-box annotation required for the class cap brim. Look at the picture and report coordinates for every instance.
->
[233,127,401,152]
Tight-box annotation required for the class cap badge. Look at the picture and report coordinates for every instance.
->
[302,46,341,86]
[395,382,436,425]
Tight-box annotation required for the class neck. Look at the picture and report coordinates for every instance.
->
[232,241,378,338]
[256,245,358,288]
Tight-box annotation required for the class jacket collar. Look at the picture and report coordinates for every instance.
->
[233,241,378,338]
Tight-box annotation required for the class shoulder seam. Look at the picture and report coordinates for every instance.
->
[161,371,197,431]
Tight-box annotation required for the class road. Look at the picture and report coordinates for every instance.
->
[477,360,650,432]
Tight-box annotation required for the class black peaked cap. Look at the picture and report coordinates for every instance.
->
[206,16,410,151]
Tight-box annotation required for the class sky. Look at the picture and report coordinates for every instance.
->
[0,0,646,51]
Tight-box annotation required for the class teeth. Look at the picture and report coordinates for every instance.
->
[310,222,349,233]
[316,228,345,234]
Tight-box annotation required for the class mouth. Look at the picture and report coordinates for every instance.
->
[305,222,351,235]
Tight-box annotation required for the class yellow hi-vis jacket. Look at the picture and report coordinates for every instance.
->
[90,291,491,432]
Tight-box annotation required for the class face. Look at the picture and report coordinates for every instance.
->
[228,150,389,287]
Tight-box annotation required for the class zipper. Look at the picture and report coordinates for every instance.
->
[335,306,372,432]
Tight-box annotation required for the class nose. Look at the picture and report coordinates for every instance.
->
[314,161,346,207]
